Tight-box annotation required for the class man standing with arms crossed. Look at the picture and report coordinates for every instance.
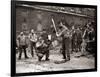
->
[29,29,37,57]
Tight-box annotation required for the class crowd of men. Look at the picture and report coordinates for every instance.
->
[16,28,51,61]
[16,19,96,62]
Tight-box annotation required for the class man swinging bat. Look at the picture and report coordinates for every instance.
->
[52,18,71,62]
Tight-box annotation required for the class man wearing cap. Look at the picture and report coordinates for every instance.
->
[29,29,37,57]
[17,32,29,60]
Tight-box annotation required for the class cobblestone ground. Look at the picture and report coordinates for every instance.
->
[16,48,95,73]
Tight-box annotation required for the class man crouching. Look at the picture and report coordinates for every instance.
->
[36,35,51,61]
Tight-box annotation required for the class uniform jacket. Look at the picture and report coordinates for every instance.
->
[17,35,27,46]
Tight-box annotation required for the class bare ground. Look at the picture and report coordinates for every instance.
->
[16,50,95,73]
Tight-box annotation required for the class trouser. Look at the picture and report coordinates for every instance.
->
[62,37,70,60]
[62,49,66,59]
[45,40,51,60]
[77,41,82,52]
[62,49,70,60]
[72,39,75,52]
[45,49,49,60]
[18,45,28,59]
[30,41,36,57]
[72,39,78,53]
[86,41,96,54]
[36,46,50,61]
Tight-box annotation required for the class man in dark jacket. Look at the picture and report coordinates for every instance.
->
[71,28,77,53]
[36,29,51,61]
[76,27,82,52]
[86,25,95,54]
[41,29,51,61]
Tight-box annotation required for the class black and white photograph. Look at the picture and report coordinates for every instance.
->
[11,0,97,76]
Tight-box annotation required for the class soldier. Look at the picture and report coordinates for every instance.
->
[57,21,71,61]
[86,24,95,55]
[42,29,51,61]
[37,29,51,61]
[36,36,44,61]
[36,33,51,61]
[71,25,76,53]
[29,29,37,57]
[80,22,90,56]
[71,25,77,53]
[76,27,82,52]
[17,32,29,60]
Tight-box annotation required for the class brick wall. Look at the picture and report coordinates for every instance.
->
[16,7,94,36]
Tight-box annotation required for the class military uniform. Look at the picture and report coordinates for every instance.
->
[29,33,37,57]
[62,31,71,61]
[71,30,77,52]
[17,34,28,60]
[76,29,82,52]
[36,31,51,61]
[86,28,95,54]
